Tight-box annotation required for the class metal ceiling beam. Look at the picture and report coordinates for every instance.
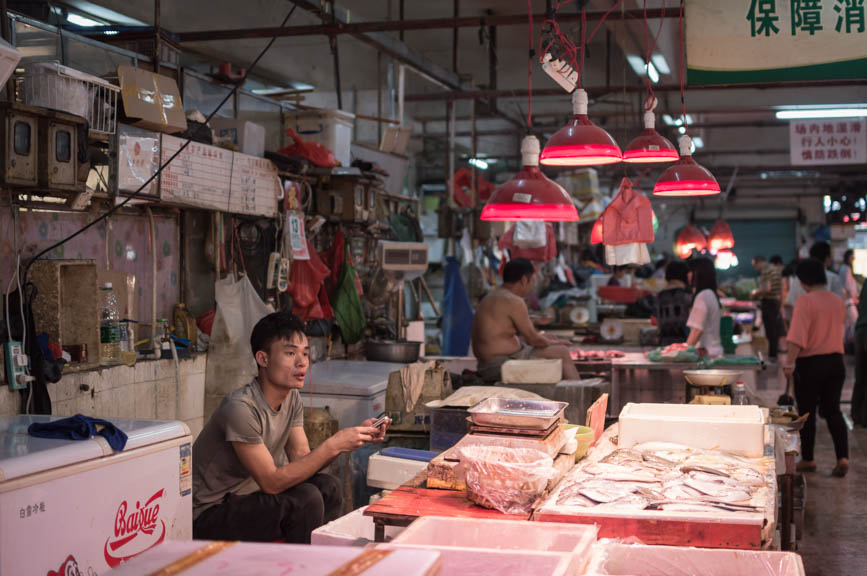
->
[405,79,867,101]
[289,0,464,91]
[176,8,666,42]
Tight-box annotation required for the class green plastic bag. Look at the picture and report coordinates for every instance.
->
[333,260,366,345]
[701,355,761,369]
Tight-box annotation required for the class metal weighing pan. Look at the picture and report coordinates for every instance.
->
[467,398,567,430]
[683,370,743,387]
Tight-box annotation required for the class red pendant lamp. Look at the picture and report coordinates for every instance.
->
[653,135,721,197]
[675,224,707,259]
[480,135,579,221]
[624,100,678,164]
[708,220,734,253]
[590,217,604,244]
[540,89,623,166]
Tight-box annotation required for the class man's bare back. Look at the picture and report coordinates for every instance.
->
[472,287,529,361]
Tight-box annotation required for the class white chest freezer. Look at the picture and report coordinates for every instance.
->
[0,415,193,575]
[301,360,406,428]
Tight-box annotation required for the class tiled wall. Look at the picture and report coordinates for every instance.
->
[0,355,207,440]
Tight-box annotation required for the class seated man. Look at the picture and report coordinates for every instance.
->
[472,258,581,382]
[192,312,386,543]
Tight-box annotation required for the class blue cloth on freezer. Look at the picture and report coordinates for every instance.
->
[28,414,128,451]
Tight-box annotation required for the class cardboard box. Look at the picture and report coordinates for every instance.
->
[210,117,266,157]
[117,65,187,134]
[97,269,138,321]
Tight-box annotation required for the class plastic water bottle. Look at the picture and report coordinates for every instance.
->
[732,381,749,405]
[100,282,121,365]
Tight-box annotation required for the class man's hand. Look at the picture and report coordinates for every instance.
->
[327,426,380,453]
[361,417,390,442]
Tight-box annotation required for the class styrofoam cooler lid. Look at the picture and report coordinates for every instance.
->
[0,415,189,482]
[302,360,407,397]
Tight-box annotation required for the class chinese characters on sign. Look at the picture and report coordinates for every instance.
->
[19,501,46,519]
[747,0,865,36]
[790,119,867,165]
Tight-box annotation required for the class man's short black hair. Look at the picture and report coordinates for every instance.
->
[752,255,766,264]
[503,258,535,284]
[665,260,690,284]
[809,241,831,263]
[796,258,827,288]
[250,312,307,356]
[770,255,784,266]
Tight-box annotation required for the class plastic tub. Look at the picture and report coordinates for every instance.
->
[285,107,355,167]
[392,517,597,574]
[618,402,766,457]
[383,544,573,576]
[311,506,405,546]
[564,424,595,461]
[585,542,805,576]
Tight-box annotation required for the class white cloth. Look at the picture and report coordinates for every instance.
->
[687,289,723,357]
[786,272,844,306]
[604,243,650,266]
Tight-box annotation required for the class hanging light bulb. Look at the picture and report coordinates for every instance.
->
[708,220,734,253]
[590,218,604,244]
[674,224,707,259]
[540,89,623,167]
[624,98,678,164]
[480,135,580,221]
[653,135,721,197]
[715,249,739,270]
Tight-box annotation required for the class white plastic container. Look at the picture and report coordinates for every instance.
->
[285,107,355,167]
[392,517,597,575]
[210,117,266,157]
[367,451,429,490]
[501,359,562,384]
[311,506,405,546]
[585,542,805,576]
[301,360,406,428]
[618,403,766,457]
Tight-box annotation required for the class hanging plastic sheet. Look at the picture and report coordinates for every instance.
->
[205,275,271,403]
[441,256,474,356]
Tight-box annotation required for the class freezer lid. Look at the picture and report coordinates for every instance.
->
[0,415,189,481]
[302,360,407,397]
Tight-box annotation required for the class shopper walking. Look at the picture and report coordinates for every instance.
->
[752,255,783,360]
[839,249,859,347]
[783,259,849,477]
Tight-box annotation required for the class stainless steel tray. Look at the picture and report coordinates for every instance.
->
[467,398,568,430]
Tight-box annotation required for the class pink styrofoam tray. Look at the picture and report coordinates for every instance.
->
[586,542,806,576]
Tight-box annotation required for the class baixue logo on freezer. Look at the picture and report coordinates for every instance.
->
[47,555,82,576]
[104,488,167,567]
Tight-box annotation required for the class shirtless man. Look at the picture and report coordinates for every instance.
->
[472,258,581,382]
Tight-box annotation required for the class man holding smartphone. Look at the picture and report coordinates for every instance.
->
[192,312,390,543]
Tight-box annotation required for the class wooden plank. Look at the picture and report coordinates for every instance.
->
[586,393,608,445]
[533,512,762,550]
[364,485,531,522]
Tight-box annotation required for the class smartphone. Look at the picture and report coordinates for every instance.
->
[371,416,389,428]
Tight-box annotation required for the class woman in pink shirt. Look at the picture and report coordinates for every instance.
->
[783,258,849,477]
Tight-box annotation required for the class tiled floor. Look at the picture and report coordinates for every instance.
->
[757,358,865,576]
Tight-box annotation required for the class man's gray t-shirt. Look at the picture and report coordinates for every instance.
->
[192,379,303,519]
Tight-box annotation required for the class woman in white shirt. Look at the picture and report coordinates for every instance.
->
[686,257,723,357]
[840,249,859,345]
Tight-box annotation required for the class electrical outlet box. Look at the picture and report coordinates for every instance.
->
[541,53,578,93]
[5,341,27,390]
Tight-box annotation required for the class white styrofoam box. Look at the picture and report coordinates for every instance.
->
[285,107,355,167]
[367,452,429,490]
[311,506,405,546]
[302,391,385,430]
[618,403,766,457]
[502,359,562,384]
[210,117,266,157]
[585,542,805,576]
[107,541,440,575]
[383,544,573,576]
[392,517,597,575]
[0,38,21,90]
